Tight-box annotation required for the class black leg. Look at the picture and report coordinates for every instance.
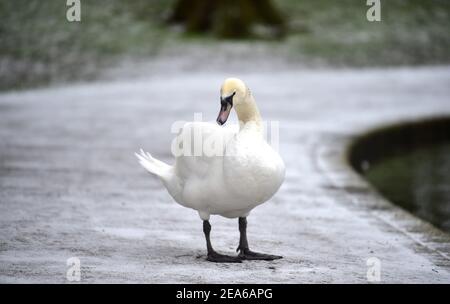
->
[203,220,241,263]
[237,217,282,261]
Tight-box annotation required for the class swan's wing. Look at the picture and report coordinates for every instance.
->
[173,122,236,179]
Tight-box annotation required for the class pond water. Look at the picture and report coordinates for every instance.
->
[363,142,450,233]
[349,118,450,234]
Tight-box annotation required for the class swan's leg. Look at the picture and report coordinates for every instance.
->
[203,220,242,263]
[237,217,282,261]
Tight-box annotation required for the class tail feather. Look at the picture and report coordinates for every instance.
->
[135,149,183,203]
[135,149,171,178]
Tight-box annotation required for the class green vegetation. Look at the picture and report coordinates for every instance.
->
[0,0,174,90]
[278,0,450,66]
[168,0,286,38]
[1,0,449,90]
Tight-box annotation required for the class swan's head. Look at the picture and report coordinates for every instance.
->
[217,78,247,125]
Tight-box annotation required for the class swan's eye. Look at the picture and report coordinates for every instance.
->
[221,92,236,106]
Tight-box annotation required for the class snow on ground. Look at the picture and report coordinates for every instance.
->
[0,64,450,283]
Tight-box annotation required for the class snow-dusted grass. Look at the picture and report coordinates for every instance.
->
[1,0,449,90]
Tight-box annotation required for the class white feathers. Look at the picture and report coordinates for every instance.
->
[135,149,170,178]
[135,79,285,220]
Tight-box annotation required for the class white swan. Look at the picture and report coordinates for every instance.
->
[136,78,285,263]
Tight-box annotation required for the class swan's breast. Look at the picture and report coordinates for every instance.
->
[223,137,285,204]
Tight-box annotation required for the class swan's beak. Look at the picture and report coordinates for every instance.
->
[217,103,232,125]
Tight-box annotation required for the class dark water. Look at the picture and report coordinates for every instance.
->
[363,143,450,233]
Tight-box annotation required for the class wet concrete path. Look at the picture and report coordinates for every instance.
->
[1,66,449,283]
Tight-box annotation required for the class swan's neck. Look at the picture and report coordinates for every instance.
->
[235,95,262,133]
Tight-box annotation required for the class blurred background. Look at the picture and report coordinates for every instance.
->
[1,0,449,90]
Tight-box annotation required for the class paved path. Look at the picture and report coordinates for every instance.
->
[0,66,450,283]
